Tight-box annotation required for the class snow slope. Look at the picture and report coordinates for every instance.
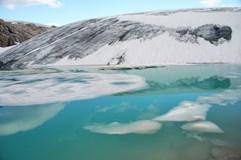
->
[0,46,15,55]
[0,8,240,68]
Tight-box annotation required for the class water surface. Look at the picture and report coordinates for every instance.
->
[0,64,241,160]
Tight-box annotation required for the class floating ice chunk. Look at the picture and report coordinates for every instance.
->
[181,121,224,133]
[197,88,241,106]
[83,120,162,134]
[0,72,146,106]
[0,103,65,136]
[153,101,211,122]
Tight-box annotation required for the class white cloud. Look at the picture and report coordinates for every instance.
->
[1,0,62,9]
[200,0,220,7]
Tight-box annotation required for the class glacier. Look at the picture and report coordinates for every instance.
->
[0,7,240,68]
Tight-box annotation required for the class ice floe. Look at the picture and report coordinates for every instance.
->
[197,88,241,106]
[153,101,211,122]
[0,72,146,106]
[83,120,162,134]
[0,103,65,136]
[181,121,224,133]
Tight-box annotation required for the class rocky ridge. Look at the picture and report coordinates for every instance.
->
[0,19,54,47]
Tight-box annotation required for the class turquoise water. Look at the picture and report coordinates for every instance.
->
[0,65,241,160]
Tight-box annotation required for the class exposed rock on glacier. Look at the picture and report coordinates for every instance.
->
[175,24,232,45]
[193,24,232,45]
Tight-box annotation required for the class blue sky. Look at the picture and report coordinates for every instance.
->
[0,0,240,26]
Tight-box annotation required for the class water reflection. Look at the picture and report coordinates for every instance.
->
[101,64,241,95]
[171,75,230,89]
[131,75,231,94]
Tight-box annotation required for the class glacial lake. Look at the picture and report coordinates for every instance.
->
[0,64,241,160]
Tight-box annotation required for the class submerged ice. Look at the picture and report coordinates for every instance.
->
[197,87,241,106]
[181,121,224,133]
[153,101,211,122]
[0,103,65,136]
[83,120,162,134]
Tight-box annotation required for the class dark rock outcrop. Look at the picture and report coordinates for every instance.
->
[175,24,232,45]
[193,24,232,44]
[0,19,52,47]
